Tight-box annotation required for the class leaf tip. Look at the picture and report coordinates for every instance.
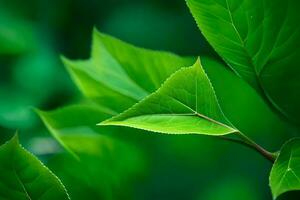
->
[92,26,104,43]
[33,108,48,120]
[194,56,202,67]
[11,133,19,144]
[190,56,204,74]
[32,107,42,114]
[92,26,100,35]
[60,55,71,66]
[1,133,20,149]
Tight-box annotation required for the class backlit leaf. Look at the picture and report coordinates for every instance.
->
[100,58,237,135]
[62,29,195,113]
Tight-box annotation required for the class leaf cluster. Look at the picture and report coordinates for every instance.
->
[0,0,300,199]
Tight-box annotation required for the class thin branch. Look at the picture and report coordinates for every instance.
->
[219,134,277,163]
[236,132,277,163]
[218,136,254,149]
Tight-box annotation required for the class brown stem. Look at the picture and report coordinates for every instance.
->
[219,133,277,163]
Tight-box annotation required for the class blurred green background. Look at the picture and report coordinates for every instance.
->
[0,0,294,199]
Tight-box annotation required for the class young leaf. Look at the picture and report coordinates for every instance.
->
[186,0,300,123]
[270,139,300,199]
[62,29,195,113]
[0,135,69,200]
[100,58,237,135]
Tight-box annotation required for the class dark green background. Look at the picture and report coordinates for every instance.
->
[0,0,292,199]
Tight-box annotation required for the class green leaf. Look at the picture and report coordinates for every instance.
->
[62,29,195,113]
[37,103,146,154]
[61,58,134,115]
[37,104,115,158]
[186,0,300,123]
[0,135,69,200]
[270,138,300,199]
[100,58,237,135]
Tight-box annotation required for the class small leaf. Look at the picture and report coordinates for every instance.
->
[0,135,69,200]
[100,58,237,135]
[62,29,195,113]
[270,138,300,199]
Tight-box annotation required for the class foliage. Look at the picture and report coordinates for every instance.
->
[0,0,300,199]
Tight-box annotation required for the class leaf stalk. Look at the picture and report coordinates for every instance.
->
[220,132,277,163]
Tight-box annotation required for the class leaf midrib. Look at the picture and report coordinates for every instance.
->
[164,95,236,131]
[12,149,32,200]
[223,0,289,76]
[224,0,257,75]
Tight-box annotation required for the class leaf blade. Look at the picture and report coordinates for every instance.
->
[186,0,300,123]
[62,29,195,113]
[100,58,237,136]
[37,104,116,157]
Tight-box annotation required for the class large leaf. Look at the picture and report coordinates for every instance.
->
[62,29,195,113]
[186,0,300,123]
[100,58,237,135]
[270,138,300,199]
[0,135,69,200]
